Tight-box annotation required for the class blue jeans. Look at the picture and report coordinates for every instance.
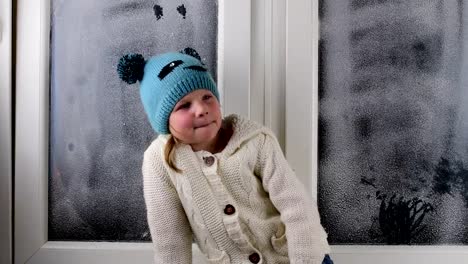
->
[322,254,334,264]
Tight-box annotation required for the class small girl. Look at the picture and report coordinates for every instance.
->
[117,48,333,264]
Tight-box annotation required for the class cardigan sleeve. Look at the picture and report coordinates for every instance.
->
[256,132,331,264]
[142,145,193,264]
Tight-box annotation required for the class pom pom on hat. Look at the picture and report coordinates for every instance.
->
[117,53,146,84]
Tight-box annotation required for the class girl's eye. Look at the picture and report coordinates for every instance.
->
[203,94,212,100]
[178,102,190,110]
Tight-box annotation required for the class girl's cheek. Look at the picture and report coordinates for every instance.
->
[209,100,220,112]
[175,114,194,129]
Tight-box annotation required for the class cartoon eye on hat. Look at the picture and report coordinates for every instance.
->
[117,47,203,84]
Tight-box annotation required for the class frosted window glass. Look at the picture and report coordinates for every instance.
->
[49,0,218,241]
[319,0,468,245]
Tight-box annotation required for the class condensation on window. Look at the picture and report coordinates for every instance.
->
[49,0,218,241]
[318,0,468,245]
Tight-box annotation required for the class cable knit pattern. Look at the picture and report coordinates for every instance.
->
[142,115,330,264]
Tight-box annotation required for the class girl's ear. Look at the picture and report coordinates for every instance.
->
[117,53,146,84]
[179,47,203,63]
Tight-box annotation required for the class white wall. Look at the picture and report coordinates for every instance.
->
[0,0,12,263]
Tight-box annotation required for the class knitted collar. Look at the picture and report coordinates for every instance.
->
[220,114,269,157]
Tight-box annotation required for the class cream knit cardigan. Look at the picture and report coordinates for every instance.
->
[142,115,330,264]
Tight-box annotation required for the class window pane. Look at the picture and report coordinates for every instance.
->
[319,0,468,245]
[49,0,218,241]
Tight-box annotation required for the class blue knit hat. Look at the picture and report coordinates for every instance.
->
[117,48,219,134]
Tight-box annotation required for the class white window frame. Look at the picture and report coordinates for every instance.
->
[0,0,12,263]
[15,0,283,263]
[285,0,468,263]
[221,0,286,146]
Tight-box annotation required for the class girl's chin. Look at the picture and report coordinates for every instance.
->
[195,128,217,138]
[194,122,218,132]
[194,125,219,138]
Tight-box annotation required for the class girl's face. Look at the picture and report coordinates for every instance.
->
[169,89,222,151]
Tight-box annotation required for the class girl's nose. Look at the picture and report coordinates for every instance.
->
[194,102,208,117]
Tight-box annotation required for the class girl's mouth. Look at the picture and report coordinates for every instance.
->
[195,122,213,129]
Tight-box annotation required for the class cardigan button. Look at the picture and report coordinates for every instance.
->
[203,156,215,166]
[224,204,236,215]
[248,253,260,263]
